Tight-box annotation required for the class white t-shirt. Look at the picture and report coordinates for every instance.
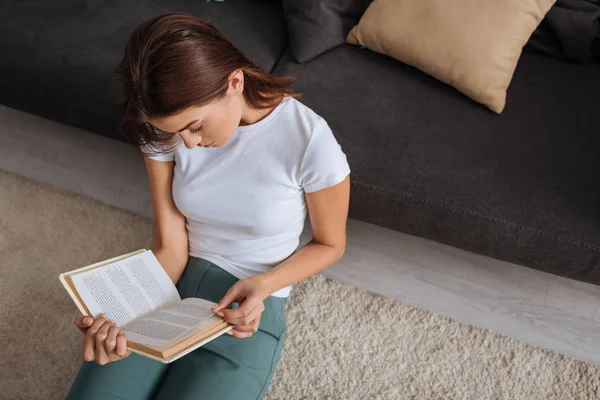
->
[146,96,350,297]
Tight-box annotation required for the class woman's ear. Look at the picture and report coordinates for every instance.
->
[228,69,244,93]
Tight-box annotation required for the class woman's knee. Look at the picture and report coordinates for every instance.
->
[65,353,169,400]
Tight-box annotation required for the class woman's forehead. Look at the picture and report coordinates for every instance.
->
[150,105,205,132]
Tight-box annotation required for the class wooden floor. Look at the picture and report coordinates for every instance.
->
[2,104,600,366]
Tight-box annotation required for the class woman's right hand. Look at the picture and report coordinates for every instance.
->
[74,313,131,365]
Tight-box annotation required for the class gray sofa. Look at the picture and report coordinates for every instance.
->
[1,0,599,284]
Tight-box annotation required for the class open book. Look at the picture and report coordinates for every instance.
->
[58,248,233,363]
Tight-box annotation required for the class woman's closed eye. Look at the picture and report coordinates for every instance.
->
[189,125,203,135]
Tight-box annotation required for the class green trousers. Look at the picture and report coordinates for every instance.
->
[65,256,288,400]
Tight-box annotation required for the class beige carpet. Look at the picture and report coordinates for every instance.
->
[1,169,599,400]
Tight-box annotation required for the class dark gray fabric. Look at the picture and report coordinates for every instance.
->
[0,0,287,141]
[526,0,600,62]
[274,45,600,284]
[281,0,371,63]
[2,1,600,286]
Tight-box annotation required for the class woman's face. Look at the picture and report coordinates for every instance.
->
[148,73,244,149]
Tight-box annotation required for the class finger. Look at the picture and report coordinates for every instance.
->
[94,320,113,365]
[227,328,254,339]
[212,286,239,314]
[224,302,263,325]
[220,296,255,318]
[75,314,93,329]
[231,318,260,333]
[115,332,129,358]
[104,323,120,355]
[83,314,108,361]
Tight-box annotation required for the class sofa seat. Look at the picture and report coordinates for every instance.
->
[274,44,600,284]
[0,0,287,140]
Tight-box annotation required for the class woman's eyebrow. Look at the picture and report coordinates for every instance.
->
[151,119,201,136]
[174,119,200,133]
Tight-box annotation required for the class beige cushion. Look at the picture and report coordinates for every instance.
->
[347,0,556,113]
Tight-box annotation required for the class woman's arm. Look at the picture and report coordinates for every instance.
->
[145,157,189,284]
[257,175,350,295]
[151,246,188,284]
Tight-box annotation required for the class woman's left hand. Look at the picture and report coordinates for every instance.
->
[211,275,271,339]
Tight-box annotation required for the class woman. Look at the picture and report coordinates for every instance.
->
[66,12,350,400]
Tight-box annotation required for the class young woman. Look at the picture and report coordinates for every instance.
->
[66,12,350,400]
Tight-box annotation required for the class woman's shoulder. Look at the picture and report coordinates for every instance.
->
[278,97,330,142]
[280,98,350,191]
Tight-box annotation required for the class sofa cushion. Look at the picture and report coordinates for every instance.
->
[347,0,556,113]
[282,0,372,63]
[274,44,600,284]
[0,0,287,141]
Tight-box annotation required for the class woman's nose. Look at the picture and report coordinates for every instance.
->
[182,135,201,149]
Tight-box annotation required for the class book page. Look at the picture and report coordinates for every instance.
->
[121,297,221,350]
[69,250,180,325]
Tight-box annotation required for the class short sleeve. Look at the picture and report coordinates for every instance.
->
[140,141,175,162]
[146,152,174,162]
[299,119,351,193]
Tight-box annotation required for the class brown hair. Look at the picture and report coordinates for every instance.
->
[114,12,302,157]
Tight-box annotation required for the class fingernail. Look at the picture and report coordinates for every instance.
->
[100,313,107,319]
[225,330,233,335]
[216,312,224,317]
[82,317,91,324]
